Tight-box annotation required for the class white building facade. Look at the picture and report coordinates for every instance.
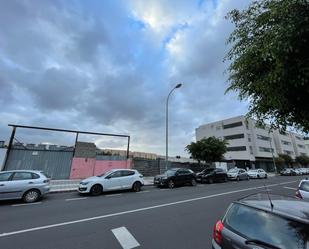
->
[196,116,309,171]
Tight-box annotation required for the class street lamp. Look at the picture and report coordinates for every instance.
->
[165,83,182,171]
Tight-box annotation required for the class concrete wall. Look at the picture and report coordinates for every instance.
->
[0,149,7,171]
[69,157,132,179]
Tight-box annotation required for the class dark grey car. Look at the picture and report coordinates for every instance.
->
[212,194,309,249]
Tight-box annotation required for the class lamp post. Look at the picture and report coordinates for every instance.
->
[165,83,182,171]
[268,129,277,173]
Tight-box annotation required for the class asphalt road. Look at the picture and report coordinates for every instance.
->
[0,175,305,249]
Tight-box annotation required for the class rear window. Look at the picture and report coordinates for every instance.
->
[300,182,309,192]
[224,203,309,249]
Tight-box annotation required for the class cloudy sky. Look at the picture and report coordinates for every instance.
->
[0,0,251,157]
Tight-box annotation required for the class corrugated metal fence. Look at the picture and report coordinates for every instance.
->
[5,148,73,179]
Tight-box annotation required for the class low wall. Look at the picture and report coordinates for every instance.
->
[69,157,132,179]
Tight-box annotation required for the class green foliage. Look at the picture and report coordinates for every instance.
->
[277,153,293,166]
[295,155,309,166]
[185,137,228,163]
[225,0,309,132]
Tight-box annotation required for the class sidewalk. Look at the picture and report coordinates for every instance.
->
[50,177,154,193]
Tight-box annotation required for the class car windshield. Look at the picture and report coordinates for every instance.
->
[248,169,258,172]
[164,169,177,176]
[228,169,239,173]
[97,170,114,177]
[202,168,215,173]
[224,203,309,249]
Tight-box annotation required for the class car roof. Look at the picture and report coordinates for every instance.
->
[1,169,44,174]
[236,193,309,224]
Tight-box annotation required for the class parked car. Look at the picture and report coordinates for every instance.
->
[294,168,303,176]
[296,178,309,200]
[227,168,249,181]
[280,168,296,176]
[78,169,144,196]
[154,168,196,188]
[299,168,309,175]
[247,169,267,179]
[0,170,50,203]
[212,193,309,249]
[196,168,228,183]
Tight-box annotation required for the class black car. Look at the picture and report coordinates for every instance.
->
[212,193,309,249]
[154,168,196,188]
[196,168,228,184]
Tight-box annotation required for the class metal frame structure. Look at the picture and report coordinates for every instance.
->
[3,124,130,170]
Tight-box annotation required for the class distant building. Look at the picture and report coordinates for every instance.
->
[196,115,309,171]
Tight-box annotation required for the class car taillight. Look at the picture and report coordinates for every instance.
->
[213,220,224,245]
[295,189,302,199]
[43,179,50,183]
[139,175,143,178]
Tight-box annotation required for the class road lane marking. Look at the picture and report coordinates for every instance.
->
[283,187,297,190]
[106,194,122,197]
[136,191,150,194]
[0,180,298,238]
[65,197,88,201]
[112,226,140,249]
[12,202,42,207]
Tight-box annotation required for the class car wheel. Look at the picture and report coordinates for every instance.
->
[23,189,40,203]
[208,178,214,184]
[168,180,175,189]
[191,178,197,186]
[236,176,240,182]
[247,176,250,180]
[257,174,260,179]
[132,181,141,192]
[265,174,268,179]
[90,184,103,196]
[224,177,228,182]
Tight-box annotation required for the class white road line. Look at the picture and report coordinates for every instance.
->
[12,202,42,207]
[0,180,297,238]
[106,194,122,197]
[283,187,297,190]
[159,189,169,191]
[65,197,88,201]
[136,191,150,194]
[112,226,140,249]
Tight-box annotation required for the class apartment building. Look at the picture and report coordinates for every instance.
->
[196,115,309,171]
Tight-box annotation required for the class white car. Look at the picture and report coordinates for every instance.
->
[247,169,267,179]
[294,169,303,176]
[296,179,309,200]
[78,169,144,196]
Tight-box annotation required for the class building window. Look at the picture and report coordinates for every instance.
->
[284,150,293,155]
[301,153,307,156]
[224,134,245,140]
[223,121,243,129]
[297,144,305,148]
[259,147,273,153]
[295,136,302,140]
[280,131,288,136]
[227,146,247,152]
[281,140,291,146]
[257,134,270,141]
[245,120,249,129]
[216,126,222,130]
[247,134,251,142]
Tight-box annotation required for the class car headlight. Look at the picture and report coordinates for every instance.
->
[80,181,90,185]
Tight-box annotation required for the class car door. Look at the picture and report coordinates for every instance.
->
[239,169,246,180]
[175,169,186,185]
[120,170,135,189]
[10,172,35,199]
[0,172,14,200]
[103,171,122,191]
[215,169,224,181]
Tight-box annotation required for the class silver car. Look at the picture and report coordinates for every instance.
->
[0,170,50,203]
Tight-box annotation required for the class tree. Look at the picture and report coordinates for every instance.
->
[225,0,309,132]
[278,154,293,166]
[185,137,228,163]
[295,155,309,167]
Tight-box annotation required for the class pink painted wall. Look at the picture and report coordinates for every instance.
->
[69,158,132,179]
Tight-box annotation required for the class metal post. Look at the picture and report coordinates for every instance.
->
[73,132,79,157]
[268,130,277,173]
[165,84,182,171]
[126,136,130,159]
[3,126,16,170]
